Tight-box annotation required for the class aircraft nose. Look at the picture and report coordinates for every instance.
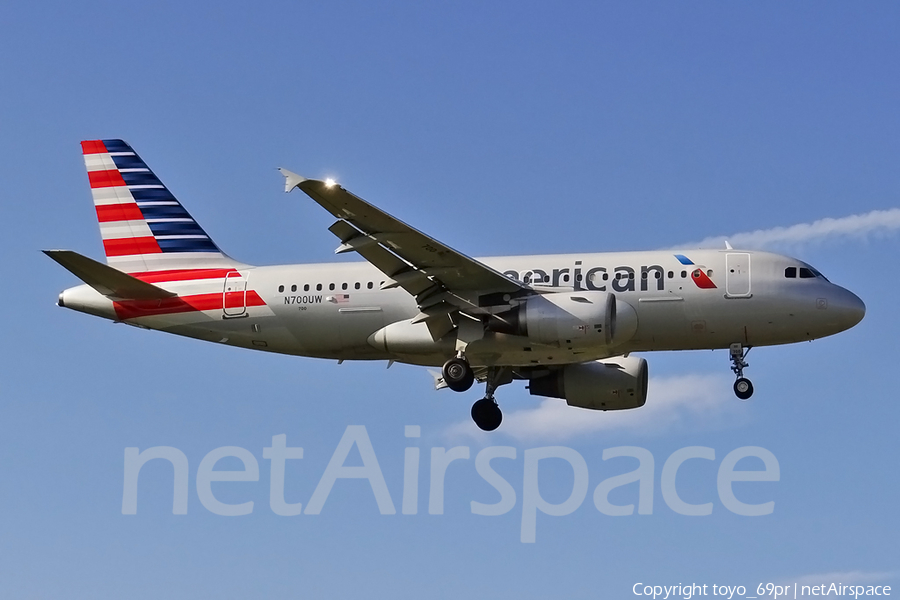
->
[832,287,866,330]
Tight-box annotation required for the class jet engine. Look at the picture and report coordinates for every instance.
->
[528,356,648,410]
[489,291,637,347]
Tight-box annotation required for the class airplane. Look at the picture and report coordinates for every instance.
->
[46,139,866,431]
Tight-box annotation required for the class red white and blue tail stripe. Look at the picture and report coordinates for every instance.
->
[82,139,241,274]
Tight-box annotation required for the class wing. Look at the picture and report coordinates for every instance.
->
[280,170,531,337]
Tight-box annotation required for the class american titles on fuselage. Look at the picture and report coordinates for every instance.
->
[276,255,716,304]
[501,254,715,292]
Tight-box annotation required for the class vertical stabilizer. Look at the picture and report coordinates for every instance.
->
[81,139,241,273]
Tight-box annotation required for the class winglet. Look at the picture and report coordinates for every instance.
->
[278,168,307,193]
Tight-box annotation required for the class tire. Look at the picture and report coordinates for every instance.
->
[471,398,502,431]
[442,357,474,392]
[734,377,754,400]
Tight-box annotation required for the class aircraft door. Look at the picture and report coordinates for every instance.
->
[725,253,751,297]
[223,271,248,317]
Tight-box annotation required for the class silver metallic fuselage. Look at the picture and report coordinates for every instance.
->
[58,249,865,368]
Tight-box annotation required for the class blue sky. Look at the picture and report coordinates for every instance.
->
[1,1,898,598]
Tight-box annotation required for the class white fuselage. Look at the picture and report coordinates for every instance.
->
[58,249,865,368]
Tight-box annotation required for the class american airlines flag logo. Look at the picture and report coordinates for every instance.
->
[80,139,236,275]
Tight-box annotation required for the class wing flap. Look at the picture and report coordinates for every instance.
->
[43,250,177,300]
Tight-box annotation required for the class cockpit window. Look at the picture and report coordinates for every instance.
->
[809,266,829,281]
[786,265,829,281]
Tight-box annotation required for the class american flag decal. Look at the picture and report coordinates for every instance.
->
[329,294,351,304]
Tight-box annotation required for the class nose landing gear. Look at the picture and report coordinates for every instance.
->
[729,343,754,400]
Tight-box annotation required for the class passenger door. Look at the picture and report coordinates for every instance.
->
[725,253,751,298]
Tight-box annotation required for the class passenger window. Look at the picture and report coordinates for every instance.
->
[799,268,815,278]
[355,282,360,290]
[667,271,674,278]
[342,283,348,290]
[681,271,687,278]
[329,283,335,290]
[291,284,297,292]
[316,284,322,291]
[784,267,796,278]
[367,282,373,289]
[278,285,284,293]
[304,284,309,292]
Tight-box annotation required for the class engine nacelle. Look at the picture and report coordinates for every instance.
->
[490,291,637,347]
[529,356,648,410]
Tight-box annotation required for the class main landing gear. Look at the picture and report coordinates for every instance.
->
[441,356,510,431]
[471,367,511,432]
[729,343,754,400]
[471,397,502,432]
[442,355,474,392]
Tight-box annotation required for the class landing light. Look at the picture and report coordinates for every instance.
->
[325,178,337,187]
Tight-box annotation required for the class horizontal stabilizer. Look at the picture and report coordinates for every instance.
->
[43,250,177,300]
